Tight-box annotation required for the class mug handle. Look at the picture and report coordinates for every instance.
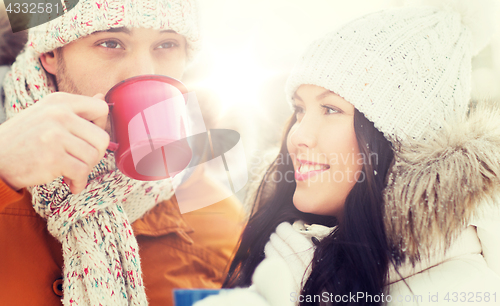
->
[106,102,119,151]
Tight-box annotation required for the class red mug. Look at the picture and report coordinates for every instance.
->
[104,75,193,181]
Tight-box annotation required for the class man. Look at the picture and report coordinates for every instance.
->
[0,1,245,305]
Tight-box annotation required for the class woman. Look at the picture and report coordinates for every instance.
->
[197,2,500,306]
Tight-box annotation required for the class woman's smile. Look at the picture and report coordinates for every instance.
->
[294,158,330,181]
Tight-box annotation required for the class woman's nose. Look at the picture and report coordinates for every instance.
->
[290,115,318,149]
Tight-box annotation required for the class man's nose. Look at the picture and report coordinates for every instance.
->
[122,50,157,79]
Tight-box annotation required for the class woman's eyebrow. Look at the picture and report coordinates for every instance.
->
[292,92,303,102]
[316,90,336,100]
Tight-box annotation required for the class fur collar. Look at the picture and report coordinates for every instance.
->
[384,100,500,264]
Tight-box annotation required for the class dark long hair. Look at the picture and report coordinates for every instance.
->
[223,109,395,306]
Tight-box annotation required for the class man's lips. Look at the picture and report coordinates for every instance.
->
[295,158,330,181]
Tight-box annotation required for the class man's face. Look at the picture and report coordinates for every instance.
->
[52,27,187,96]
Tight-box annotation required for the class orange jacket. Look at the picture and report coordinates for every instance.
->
[0,174,245,306]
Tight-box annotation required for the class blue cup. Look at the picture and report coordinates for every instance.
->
[173,289,223,306]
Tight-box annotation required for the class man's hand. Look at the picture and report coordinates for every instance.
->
[0,92,110,194]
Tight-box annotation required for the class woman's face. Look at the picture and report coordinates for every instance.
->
[287,84,362,218]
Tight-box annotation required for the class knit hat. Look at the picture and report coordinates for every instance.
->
[27,0,201,62]
[285,0,498,143]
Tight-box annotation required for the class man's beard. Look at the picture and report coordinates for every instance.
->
[55,48,82,95]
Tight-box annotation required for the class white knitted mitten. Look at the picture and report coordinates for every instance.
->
[193,258,294,306]
[264,221,334,292]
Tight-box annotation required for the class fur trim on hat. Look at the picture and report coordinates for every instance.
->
[384,99,500,264]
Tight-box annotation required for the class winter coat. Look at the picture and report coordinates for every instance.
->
[196,218,500,306]
[195,101,500,306]
[0,65,246,305]
[0,169,245,306]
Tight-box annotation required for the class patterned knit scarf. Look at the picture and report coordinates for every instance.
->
[3,48,176,305]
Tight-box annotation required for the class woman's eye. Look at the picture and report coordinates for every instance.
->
[293,105,305,116]
[99,41,123,49]
[158,42,178,49]
[293,105,305,121]
[322,105,339,115]
[293,104,304,113]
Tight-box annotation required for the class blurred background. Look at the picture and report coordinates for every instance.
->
[2,0,500,207]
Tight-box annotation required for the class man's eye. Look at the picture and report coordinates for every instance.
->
[99,41,123,49]
[158,42,178,49]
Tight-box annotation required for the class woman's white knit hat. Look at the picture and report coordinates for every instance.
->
[27,0,201,62]
[285,0,499,142]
